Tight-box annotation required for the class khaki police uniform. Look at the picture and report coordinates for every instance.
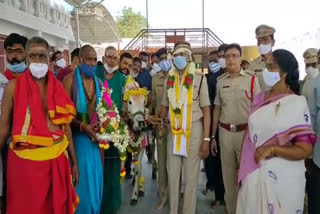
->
[214,69,261,214]
[162,71,210,214]
[151,72,168,205]
[249,24,276,91]
[248,56,266,90]
[301,48,319,124]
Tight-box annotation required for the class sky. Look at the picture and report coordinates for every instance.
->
[56,0,320,77]
[57,0,320,45]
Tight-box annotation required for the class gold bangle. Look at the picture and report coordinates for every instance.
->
[271,146,275,156]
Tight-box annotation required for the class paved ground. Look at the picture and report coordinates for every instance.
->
[118,154,225,214]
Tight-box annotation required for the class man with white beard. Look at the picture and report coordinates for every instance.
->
[248,24,276,90]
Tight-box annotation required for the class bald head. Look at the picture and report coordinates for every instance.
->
[80,45,97,66]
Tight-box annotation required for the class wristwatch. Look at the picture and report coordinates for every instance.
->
[203,137,210,142]
[211,135,215,139]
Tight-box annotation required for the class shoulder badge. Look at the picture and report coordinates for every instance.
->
[217,72,228,81]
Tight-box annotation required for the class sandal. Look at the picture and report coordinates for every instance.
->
[210,200,225,209]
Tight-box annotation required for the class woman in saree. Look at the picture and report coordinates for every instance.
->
[237,49,317,214]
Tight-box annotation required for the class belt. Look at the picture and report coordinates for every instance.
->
[219,122,247,132]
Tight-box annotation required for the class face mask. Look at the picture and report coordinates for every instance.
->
[152,63,161,73]
[80,63,96,78]
[262,68,281,88]
[258,44,272,55]
[218,58,226,68]
[7,62,27,73]
[173,56,187,70]
[159,60,172,72]
[130,70,138,78]
[56,58,66,68]
[209,62,221,73]
[29,63,49,79]
[104,63,118,74]
[306,67,319,78]
[141,61,147,69]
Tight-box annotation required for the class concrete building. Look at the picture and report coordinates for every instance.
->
[0,0,75,73]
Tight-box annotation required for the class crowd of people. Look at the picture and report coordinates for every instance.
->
[0,23,319,214]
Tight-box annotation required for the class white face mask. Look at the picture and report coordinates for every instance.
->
[306,67,319,78]
[56,58,66,68]
[29,63,49,79]
[130,70,139,78]
[262,68,281,88]
[141,61,147,69]
[150,63,161,76]
[104,63,118,74]
[258,44,272,55]
[218,58,226,68]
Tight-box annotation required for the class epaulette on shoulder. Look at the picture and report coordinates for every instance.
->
[217,72,228,81]
[244,70,255,76]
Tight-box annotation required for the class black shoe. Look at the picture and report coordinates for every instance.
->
[152,171,157,180]
[125,173,133,180]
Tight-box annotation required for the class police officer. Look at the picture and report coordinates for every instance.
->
[150,47,171,211]
[302,48,320,214]
[161,41,211,214]
[211,43,261,214]
[248,24,276,90]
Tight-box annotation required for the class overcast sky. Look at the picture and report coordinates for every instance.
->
[57,0,320,77]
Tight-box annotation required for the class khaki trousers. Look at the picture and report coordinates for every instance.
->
[167,120,203,214]
[155,127,168,203]
[219,126,245,214]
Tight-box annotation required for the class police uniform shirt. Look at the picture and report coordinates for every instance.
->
[214,69,261,125]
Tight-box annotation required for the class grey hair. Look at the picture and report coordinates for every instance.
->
[26,36,49,52]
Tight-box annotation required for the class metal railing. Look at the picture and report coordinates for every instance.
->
[123,28,224,52]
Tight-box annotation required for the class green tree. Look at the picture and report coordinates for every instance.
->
[116,7,148,38]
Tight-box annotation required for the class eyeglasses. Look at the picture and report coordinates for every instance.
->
[225,54,240,59]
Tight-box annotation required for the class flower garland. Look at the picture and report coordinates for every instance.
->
[96,81,130,178]
[123,88,148,104]
[167,63,195,114]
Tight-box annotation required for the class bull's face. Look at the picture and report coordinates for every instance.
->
[127,94,146,131]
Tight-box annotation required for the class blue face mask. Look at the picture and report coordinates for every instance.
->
[173,56,187,70]
[159,60,172,72]
[209,62,221,73]
[79,63,96,78]
[7,61,27,73]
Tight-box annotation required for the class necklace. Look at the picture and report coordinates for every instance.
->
[82,78,95,103]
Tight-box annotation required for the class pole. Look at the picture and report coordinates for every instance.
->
[146,0,149,51]
[75,8,80,48]
[201,0,205,73]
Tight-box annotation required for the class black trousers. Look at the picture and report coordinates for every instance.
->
[125,152,132,175]
[204,132,225,201]
[306,159,320,214]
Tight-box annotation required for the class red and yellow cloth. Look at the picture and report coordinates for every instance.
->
[7,70,78,214]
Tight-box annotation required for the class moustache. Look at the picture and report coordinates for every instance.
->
[9,58,22,65]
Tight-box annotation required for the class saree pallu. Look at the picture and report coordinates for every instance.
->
[7,143,79,214]
[237,93,316,214]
